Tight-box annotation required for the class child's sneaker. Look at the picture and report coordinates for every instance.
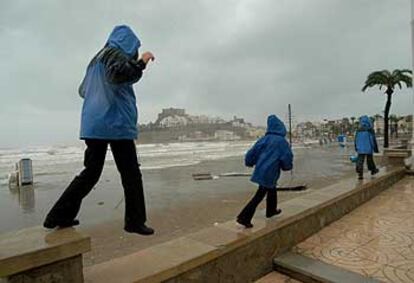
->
[371,168,379,176]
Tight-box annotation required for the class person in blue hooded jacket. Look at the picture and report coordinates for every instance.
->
[355,115,379,180]
[237,115,293,228]
[43,25,155,235]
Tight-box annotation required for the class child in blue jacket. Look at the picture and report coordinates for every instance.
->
[355,116,379,180]
[237,115,293,228]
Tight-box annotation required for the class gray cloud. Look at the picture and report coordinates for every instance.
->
[0,0,412,147]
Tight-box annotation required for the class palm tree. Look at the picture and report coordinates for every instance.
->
[350,116,356,133]
[350,116,356,124]
[362,69,412,148]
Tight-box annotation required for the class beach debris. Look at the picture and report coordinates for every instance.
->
[8,172,17,188]
[192,173,213,180]
[219,172,251,177]
[192,172,251,181]
[192,171,307,189]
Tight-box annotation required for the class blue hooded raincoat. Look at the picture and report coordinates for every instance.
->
[79,25,145,140]
[355,116,379,154]
[245,115,294,188]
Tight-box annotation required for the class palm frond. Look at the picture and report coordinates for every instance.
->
[397,73,412,88]
[395,81,402,89]
[399,69,412,74]
[362,69,412,92]
[362,70,390,92]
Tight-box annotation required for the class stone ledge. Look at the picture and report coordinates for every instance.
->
[0,227,90,278]
[85,237,217,283]
[85,167,406,283]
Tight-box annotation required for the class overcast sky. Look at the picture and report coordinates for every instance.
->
[0,0,412,148]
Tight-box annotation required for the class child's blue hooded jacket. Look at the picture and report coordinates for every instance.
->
[245,115,293,188]
[355,116,379,154]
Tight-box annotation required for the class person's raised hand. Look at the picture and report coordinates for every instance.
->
[141,52,155,64]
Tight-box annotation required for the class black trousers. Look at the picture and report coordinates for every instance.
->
[356,154,377,174]
[45,139,147,227]
[237,186,277,223]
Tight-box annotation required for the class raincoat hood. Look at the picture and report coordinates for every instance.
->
[359,115,373,130]
[266,115,287,137]
[106,25,141,58]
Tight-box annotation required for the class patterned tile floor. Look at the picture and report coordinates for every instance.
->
[292,176,414,283]
[255,271,302,283]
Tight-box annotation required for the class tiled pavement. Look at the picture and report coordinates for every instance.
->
[291,176,414,283]
[255,271,302,283]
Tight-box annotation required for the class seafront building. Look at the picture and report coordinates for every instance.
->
[138,109,414,143]
[138,108,264,143]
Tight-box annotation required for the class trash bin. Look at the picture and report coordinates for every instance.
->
[17,159,33,187]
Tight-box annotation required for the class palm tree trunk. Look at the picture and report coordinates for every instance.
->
[383,90,393,148]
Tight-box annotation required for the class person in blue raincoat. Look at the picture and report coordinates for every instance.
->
[355,115,379,180]
[44,25,155,235]
[237,115,293,228]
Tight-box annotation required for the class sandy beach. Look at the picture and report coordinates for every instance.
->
[0,144,355,267]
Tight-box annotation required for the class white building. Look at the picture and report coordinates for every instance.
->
[188,115,226,125]
[159,115,189,128]
[189,115,210,124]
[209,117,226,124]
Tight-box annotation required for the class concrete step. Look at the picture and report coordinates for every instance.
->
[273,252,381,283]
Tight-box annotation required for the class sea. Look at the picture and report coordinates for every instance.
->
[0,140,312,188]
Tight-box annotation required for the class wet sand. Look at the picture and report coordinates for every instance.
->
[75,146,355,266]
